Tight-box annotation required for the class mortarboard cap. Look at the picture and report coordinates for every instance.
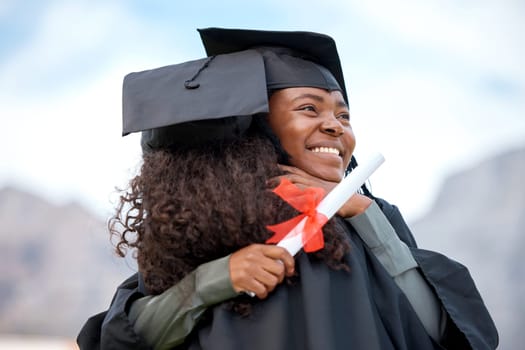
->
[122,50,268,150]
[122,28,349,150]
[198,27,348,102]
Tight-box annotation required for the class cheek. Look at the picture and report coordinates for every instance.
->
[276,136,309,169]
[281,138,304,162]
[344,131,356,152]
[274,125,305,155]
[343,130,356,161]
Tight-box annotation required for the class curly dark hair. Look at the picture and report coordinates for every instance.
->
[110,119,352,308]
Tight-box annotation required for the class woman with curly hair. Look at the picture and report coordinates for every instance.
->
[78,28,498,350]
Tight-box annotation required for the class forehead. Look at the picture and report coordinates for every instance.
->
[270,87,347,107]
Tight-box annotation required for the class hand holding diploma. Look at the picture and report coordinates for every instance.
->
[241,152,384,297]
[229,244,295,299]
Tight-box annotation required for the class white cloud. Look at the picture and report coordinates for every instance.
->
[0,0,17,18]
[0,0,198,100]
[348,0,525,79]
[0,1,122,92]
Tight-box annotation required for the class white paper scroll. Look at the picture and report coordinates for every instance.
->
[277,152,385,256]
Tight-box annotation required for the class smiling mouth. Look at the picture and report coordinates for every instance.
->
[309,147,341,157]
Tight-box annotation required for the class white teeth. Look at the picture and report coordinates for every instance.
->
[310,147,340,155]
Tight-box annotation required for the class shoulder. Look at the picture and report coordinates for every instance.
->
[373,197,418,248]
[77,273,147,350]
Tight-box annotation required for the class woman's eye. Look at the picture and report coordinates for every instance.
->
[337,113,350,122]
[299,105,316,112]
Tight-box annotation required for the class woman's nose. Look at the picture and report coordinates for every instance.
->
[320,115,344,136]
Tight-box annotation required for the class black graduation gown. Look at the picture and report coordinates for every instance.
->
[77,199,498,349]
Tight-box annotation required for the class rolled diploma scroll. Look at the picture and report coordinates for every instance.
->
[276,152,385,256]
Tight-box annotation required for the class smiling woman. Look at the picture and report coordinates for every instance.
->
[267,88,355,183]
[77,28,498,350]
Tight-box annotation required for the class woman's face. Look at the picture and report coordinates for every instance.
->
[268,87,355,182]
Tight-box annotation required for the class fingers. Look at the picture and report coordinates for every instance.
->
[262,245,295,277]
[276,165,319,185]
[337,193,373,218]
[268,173,336,194]
[229,244,295,299]
[273,165,372,218]
[277,164,309,176]
[268,173,318,189]
[266,165,298,188]
[266,164,314,188]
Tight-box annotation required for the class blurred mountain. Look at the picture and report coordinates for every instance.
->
[0,187,135,338]
[411,146,525,350]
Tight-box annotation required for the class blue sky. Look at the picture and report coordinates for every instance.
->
[1,0,524,221]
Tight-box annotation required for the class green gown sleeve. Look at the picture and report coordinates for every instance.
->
[128,255,238,349]
[346,201,446,342]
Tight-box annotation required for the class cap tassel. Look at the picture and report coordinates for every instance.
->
[184,55,216,89]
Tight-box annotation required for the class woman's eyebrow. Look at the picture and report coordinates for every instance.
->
[292,93,349,109]
[337,100,349,109]
[291,93,324,103]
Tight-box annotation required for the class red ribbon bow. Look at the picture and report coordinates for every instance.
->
[266,178,328,253]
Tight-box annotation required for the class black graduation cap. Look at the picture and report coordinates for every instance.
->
[122,50,268,150]
[122,27,348,150]
[198,27,348,102]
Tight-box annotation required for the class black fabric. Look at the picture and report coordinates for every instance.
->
[122,49,268,150]
[77,311,106,349]
[77,198,498,350]
[412,249,498,349]
[198,27,348,102]
[77,274,151,350]
[376,199,498,349]
[256,46,342,94]
[139,115,256,152]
